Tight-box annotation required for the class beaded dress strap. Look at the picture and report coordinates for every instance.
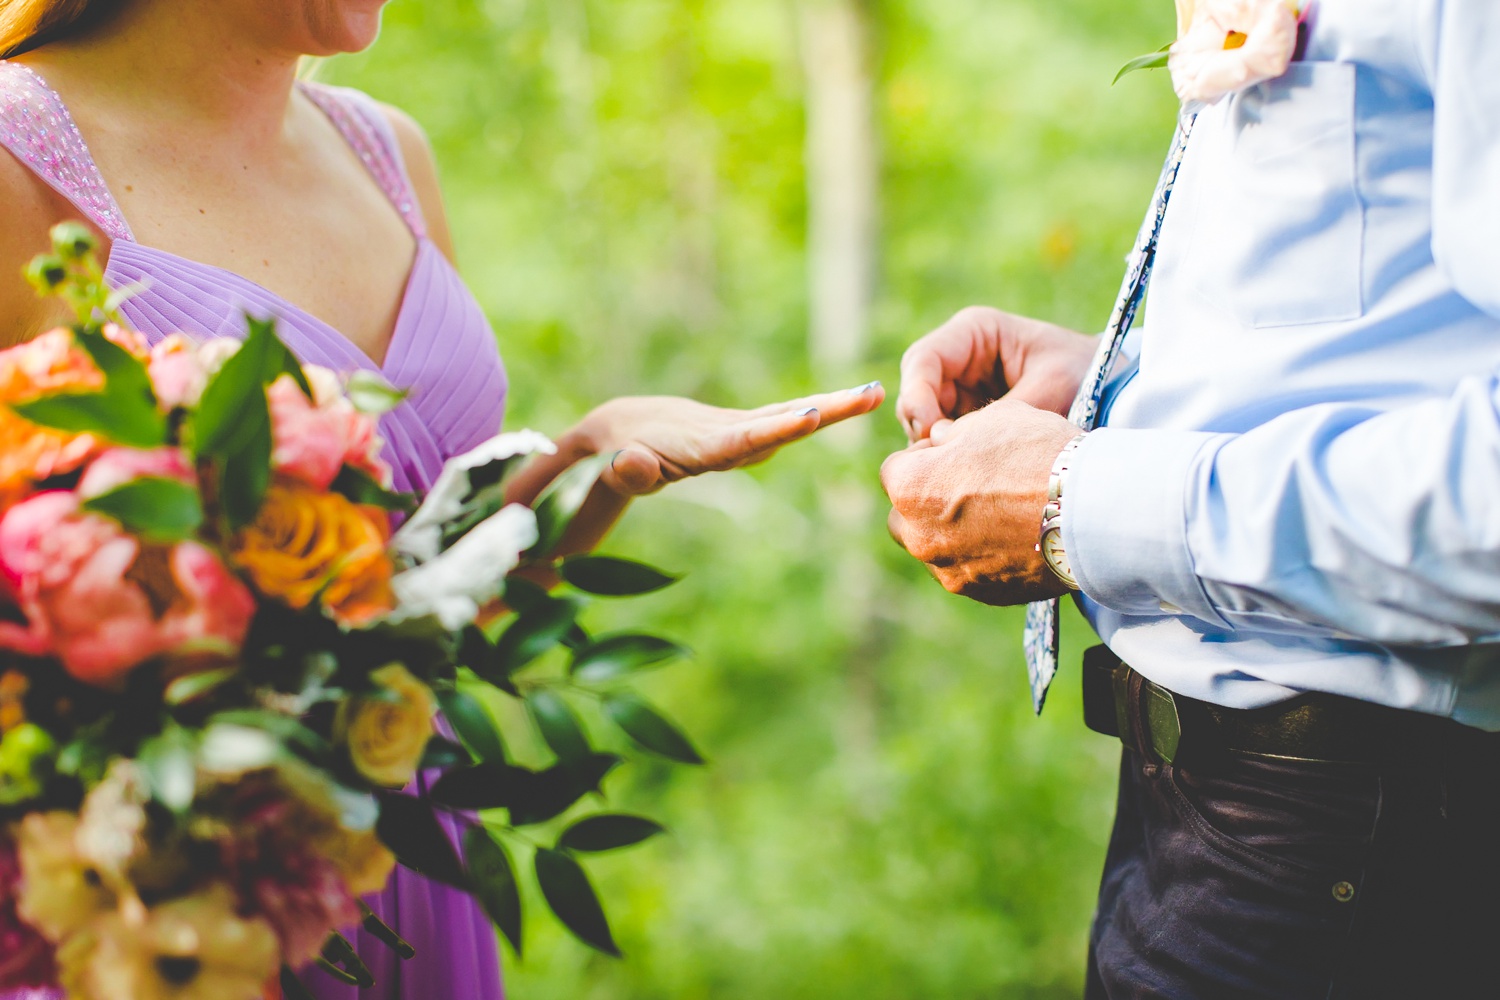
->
[0,61,134,243]
[298,81,428,241]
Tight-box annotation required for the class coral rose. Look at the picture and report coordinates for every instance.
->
[76,446,195,500]
[0,329,106,506]
[0,492,255,684]
[334,664,435,789]
[146,335,243,411]
[268,368,391,491]
[231,484,395,626]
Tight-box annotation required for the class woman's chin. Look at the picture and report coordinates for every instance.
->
[300,0,388,56]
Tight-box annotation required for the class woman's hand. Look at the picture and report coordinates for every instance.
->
[583,382,886,496]
[502,382,884,563]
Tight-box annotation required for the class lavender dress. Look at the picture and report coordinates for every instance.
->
[0,61,507,1000]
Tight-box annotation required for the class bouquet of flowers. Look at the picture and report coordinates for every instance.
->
[0,225,700,999]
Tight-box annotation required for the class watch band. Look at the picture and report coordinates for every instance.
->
[1039,433,1088,590]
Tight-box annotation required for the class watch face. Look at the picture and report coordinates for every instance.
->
[1041,529,1075,587]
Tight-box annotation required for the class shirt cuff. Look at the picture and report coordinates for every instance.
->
[1063,427,1231,624]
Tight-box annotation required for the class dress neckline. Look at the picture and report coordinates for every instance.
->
[2,61,428,373]
[106,238,434,377]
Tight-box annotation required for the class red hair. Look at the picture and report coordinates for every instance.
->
[0,0,115,59]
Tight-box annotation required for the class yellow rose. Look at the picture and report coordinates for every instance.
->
[230,483,395,626]
[319,825,398,897]
[334,664,436,789]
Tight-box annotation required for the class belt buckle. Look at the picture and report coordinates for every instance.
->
[1144,682,1182,765]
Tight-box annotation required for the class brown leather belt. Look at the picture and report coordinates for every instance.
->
[1081,645,1491,768]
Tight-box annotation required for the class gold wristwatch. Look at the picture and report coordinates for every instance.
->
[1038,433,1088,591]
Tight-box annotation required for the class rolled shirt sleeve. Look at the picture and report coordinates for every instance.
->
[1066,0,1500,649]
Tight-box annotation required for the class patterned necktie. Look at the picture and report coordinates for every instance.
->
[1023,115,1198,715]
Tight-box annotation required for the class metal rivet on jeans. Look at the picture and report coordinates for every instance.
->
[1332,881,1356,904]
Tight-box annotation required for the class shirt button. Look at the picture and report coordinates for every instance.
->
[1332,881,1356,904]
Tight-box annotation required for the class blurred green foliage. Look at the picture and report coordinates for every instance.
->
[328,0,1179,995]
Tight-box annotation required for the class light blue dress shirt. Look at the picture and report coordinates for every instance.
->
[1062,0,1500,729]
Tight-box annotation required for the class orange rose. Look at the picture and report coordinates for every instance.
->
[231,484,395,625]
[0,329,106,505]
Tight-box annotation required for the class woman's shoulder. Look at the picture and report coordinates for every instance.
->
[0,148,70,345]
[373,100,457,261]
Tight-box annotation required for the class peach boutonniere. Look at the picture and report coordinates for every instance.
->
[1117,0,1308,106]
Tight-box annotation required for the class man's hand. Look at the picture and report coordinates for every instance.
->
[881,396,1080,606]
[896,306,1097,442]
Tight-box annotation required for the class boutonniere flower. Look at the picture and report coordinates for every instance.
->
[1170,0,1306,104]
[1116,0,1308,106]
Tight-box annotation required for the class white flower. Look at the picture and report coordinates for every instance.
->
[14,812,114,943]
[392,429,556,564]
[391,502,540,628]
[74,762,152,891]
[1169,0,1301,106]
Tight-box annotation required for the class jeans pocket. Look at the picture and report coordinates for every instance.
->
[1166,750,1380,881]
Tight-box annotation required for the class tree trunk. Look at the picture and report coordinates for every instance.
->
[799,0,878,382]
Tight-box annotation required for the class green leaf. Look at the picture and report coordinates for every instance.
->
[218,400,273,530]
[559,814,666,853]
[430,756,619,825]
[320,933,375,988]
[559,555,679,596]
[280,967,319,1000]
[163,667,236,706]
[138,728,198,813]
[534,848,619,957]
[493,595,582,675]
[72,328,156,404]
[525,689,590,764]
[464,826,523,957]
[332,465,416,512]
[1113,44,1172,84]
[13,390,166,450]
[81,477,204,542]
[571,634,688,684]
[193,320,278,456]
[602,692,704,765]
[359,901,416,959]
[346,369,409,415]
[435,687,506,763]
[39,327,170,448]
[419,736,471,771]
[429,761,526,811]
[375,792,470,889]
[530,453,611,557]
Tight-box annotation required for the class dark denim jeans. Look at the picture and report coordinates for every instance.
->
[1086,724,1500,999]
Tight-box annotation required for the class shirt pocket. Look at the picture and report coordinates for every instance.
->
[1183,61,1365,328]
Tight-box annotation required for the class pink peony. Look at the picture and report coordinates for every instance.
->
[0,834,58,991]
[76,446,195,500]
[0,491,255,684]
[268,369,391,491]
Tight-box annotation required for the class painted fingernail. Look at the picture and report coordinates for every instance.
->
[797,407,819,417]
[849,380,882,395]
